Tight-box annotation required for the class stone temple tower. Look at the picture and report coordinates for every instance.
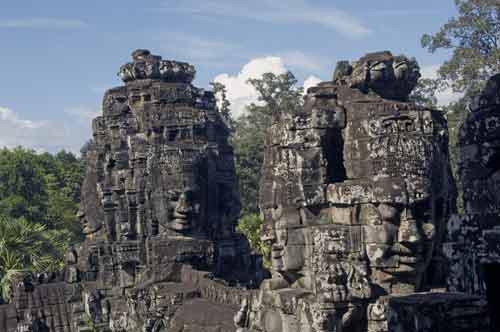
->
[0,50,263,332]
[236,51,489,332]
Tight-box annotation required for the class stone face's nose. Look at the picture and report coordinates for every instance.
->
[175,192,192,215]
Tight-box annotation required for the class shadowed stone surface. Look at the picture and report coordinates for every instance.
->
[444,73,500,331]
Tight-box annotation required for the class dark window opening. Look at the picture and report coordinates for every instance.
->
[484,263,500,331]
[180,128,192,140]
[325,128,347,183]
[168,129,178,142]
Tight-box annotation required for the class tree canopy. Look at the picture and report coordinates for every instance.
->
[421,0,500,97]
[0,147,84,301]
[420,0,500,211]
[232,72,304,215]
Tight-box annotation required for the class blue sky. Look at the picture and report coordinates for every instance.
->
[0,0,458,153]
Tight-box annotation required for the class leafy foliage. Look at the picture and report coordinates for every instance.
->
[0,148,48,222]
[0,147,84,301]
[421,0,500,212]
[0,216,68,301]
[410,78,439,108]
[236,213,270,267]
[228,72,304,257]
[232,72,304,215]
[236,214,265,254]
[421,0,500,97]
[211,81,234,128]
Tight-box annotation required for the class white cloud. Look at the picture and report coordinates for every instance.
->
[0,18,86,29]
[0,106,97,154]
[214,57,325,118]
[421,65,463,107]
[0,107,46,130]
[303,75,322,93]
[214,57,287,118]
[162,0,371,38]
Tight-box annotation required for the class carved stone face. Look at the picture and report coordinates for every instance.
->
[368,58,395,82]
[103,91,129,117]
[77,208,101,236]
[78,215,94,235]
[269,227,306,272]
[166,187,200,233]
[147,145,211,237]
[334,51,421,101]
[393,56,419,82]
[362,201,438,290]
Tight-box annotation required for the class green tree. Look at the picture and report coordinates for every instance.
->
[44,150,84,241]
[421,0,500,211]
[236,213,270,266]
[410,78,439,108]
[233,72,304,215]
[0,147,48,222]
[231,71,303,258]
[0,215,67,301]
[421,0,500,97]
[211,81,234,128]
[0,147,84,301]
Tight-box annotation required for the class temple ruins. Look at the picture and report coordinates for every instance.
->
[0,50,498,331]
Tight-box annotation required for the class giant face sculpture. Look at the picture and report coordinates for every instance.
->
[268,226,307,273]
[166,186,200,232]
[147,148,208,237]
[361,201,440,291]
[245,52,455,332]
[334,51,420,101]
[330,96,453,293]
[82,50,239,244]
[78,143,105,240]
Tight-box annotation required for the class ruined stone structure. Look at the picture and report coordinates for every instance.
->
[0,50,495,332]
[0,49,262,332]
[445,73,500,330]
[235,51,489,332]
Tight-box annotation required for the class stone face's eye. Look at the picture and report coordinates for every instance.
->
[167,190,180,201]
